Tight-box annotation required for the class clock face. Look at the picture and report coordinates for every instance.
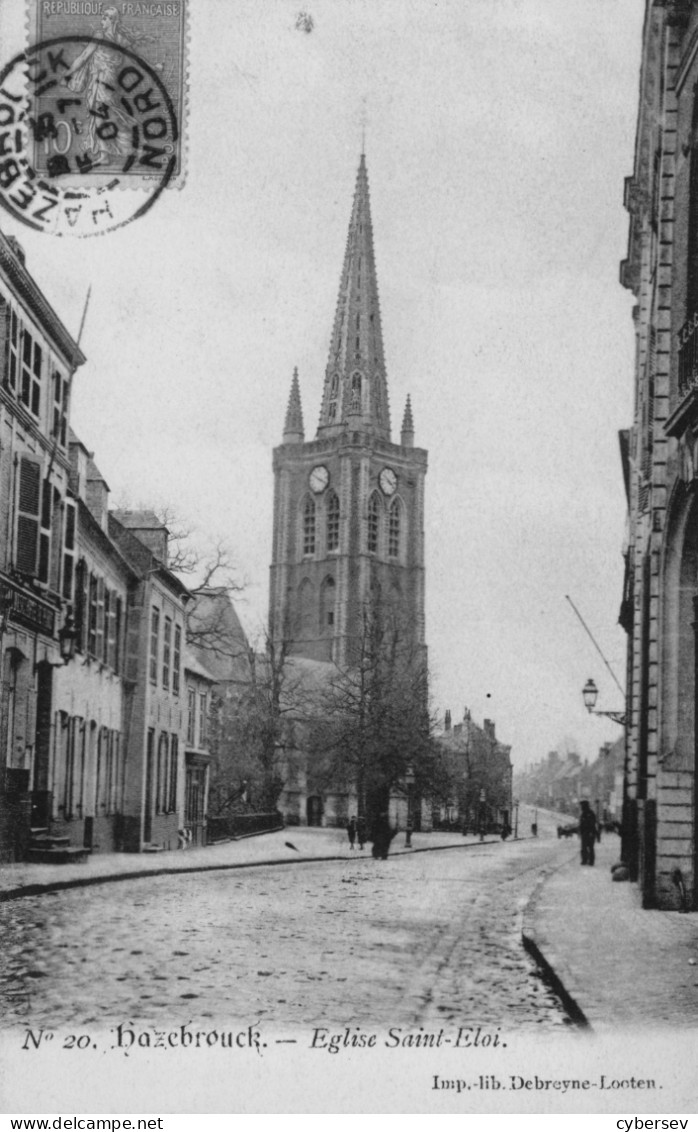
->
[379,467,397,496]
[309,465,329,494]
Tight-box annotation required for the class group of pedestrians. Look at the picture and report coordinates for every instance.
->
[346,813,397,859]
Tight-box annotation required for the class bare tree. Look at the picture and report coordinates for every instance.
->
[310,591,440,827]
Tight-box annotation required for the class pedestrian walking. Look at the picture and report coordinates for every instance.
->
[347,815,357,850]
[356,814,367,850]
[579,800,598,866]
[370,812,396,860]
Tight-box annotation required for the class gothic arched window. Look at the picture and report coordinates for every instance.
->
[297,577,314,639]
[326,491,340,552]
[320,575,336,628]
[302,496,316,556]
[388,498,401,558]
[367,492,381,554]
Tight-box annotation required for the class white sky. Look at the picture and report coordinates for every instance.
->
[1,0,643,769]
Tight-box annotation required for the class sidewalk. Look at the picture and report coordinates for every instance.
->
[0,826,496,901]
[523,833,698,1032]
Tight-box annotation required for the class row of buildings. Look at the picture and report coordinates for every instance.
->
[0,230,217,862]
[619,0,698,908]
[0,147,514,861]
[514,742,625,826]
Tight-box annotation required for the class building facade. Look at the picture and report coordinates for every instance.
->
[621,0,698,908]
[0,232,85,861]
[269,154,428,668]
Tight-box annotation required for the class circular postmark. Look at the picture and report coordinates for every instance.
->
[0,35,179,236]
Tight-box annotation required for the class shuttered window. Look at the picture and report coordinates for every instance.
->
[162,616,172,689]
[74,558,89,652]
[149,607,160,684]
[88,573,98,657]
[173,624,181,695]
[21,329,41,417]
[52,370,68,447]
[38,479,52,584]
[2,304,18,392]
[114,597,123,674]
[169,735,178,812]
[62,500,76,601]
[15,456,41,575]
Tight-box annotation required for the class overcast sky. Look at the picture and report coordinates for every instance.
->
[1,0,644,769]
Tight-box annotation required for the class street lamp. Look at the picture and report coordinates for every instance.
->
[582,678,626,726]
[479,787,486,842]
[404,764,415,848]
[58,613,77,664]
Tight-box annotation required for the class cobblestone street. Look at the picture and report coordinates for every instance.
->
[1,838,574,1033]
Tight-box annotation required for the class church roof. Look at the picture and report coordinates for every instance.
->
[316,154,391,440]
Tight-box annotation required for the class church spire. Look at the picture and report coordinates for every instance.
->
[401,395,414,447]
[317,154,390,440]
[283,367,304,442]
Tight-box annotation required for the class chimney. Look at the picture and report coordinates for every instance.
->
[483,719,496,741]
[68,434,90,500]
[444,709,451,732]
[86,458,110,532]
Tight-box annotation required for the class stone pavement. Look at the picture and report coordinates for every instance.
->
[523,832,698,1032]
[0,826,497,901]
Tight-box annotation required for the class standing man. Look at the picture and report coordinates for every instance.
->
[579,800,598,866]
[347,815,357,850]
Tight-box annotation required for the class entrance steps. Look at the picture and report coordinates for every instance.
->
[26,832,91,865]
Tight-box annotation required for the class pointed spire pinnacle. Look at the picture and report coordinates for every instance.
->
[283,367,304,442]
[401,394,414,447]
[317,154,390,440]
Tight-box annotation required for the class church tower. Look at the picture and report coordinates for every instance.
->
[270,155,427,666]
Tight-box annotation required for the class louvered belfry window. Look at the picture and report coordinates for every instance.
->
[388,499,401,558]
[16,456,41,575]
[327,491,340,551]
[303,496,316,556]
[367,492,380,553]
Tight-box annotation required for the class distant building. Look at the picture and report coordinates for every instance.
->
[48,440,134,856]
[184,650,216,846]
[109,511,190,852]
[437,709,513,833]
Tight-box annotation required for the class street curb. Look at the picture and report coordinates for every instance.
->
[0,836,501,903]
[521,859,590,1030]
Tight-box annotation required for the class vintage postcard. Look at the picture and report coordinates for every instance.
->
[0,0,696,1119]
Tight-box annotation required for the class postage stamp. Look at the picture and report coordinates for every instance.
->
[0,1,186,236]
[30,1,187,181]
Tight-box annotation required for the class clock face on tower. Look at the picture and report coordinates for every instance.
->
[309,465,329,494]
[379,467,397,496]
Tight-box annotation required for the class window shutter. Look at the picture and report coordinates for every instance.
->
[74,558,89,652]
[96,576,105,661]
[15,456,41,575]
[62,499,76,601]
[0,298,10,389]
[37,478,52,584]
